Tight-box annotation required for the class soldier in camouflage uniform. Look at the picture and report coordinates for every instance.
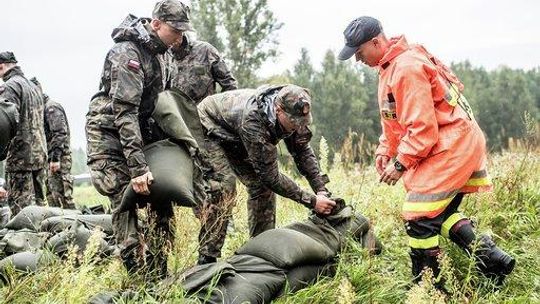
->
[85,0,192,276]
[30,78,75,209]
[0,52,47,216]
[196,84,336,264]
[163,34,238,103]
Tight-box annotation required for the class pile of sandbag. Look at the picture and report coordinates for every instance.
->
[0,205,114,280]
[90,201,382,304]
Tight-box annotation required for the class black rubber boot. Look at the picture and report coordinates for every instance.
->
[410,248,445,290]
[450,221,515,285]
[448,219,476,254]
[197,255,217,265]
[475,234,516,285]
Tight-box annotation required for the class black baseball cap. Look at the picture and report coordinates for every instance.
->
[338,16,382,61]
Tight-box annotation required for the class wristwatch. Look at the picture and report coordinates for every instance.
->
[394,160,406,172]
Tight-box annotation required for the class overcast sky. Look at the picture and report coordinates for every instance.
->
[2,0,539,149]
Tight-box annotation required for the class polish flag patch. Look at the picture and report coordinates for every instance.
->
[127,59,141,71]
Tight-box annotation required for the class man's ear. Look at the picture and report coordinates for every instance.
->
[150,19,161,31]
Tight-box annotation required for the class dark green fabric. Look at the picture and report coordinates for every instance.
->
[40,214,113,235]
[236,228,336,269]
[152,89,205,150]
[0,229,50,257]
[119,139,196,212]
[5,206,81,231]
[0,99,19,160]
[0,250,55,276]
[283,264,333,293]
[45,220,112,257]
[180,254,286,304]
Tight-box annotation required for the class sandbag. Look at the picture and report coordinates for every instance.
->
[0,250,55,275]
[40,214,113,235]
[284,264,332,293]
[0,98,19,160]
[0,229,50,257]
[152,89,205,150]
[5,205,81,231]
[45,220,112,257]
[119,139,196,212]
[236,228,336,269]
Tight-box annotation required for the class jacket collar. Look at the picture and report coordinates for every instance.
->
[378,35,409,71]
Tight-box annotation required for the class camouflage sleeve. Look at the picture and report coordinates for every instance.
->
[45,105,69,162]
[209,48,238,92]
[284,127,330,193]
[108,45,148,178]
[240,115,316,208]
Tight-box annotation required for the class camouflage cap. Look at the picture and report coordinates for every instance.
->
[152,0,193,32]
[0,52,17,64]
[276,85,313,127]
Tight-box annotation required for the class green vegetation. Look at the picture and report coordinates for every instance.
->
[1,148,538,303]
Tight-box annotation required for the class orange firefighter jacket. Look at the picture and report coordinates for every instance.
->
[374,35,492,220]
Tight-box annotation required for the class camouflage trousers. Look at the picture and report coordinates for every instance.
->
[46,154,74,209]
[196,136,275,258]
[88,157,173,275]
[5,169,46,215]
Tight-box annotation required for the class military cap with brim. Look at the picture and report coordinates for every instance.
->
[338,16,382,61]
[0,51,17,64]
[276,85,313,127]
[153,0,194,32]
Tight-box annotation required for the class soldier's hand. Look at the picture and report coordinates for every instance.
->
[375,155,390,176]
[131,171,154,195]
[0,187,7,199]
[314,195,336,215]
[49,162,61,173]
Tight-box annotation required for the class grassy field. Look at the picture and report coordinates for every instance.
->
[0,150,538,303]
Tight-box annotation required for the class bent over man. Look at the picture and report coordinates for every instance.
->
[196,84,336,264]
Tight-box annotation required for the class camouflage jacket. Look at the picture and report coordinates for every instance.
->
[44,95,71,162]
[164,35,237,104]
[198,85,329,208]
[0,66,47,172]
[86,15,168,178]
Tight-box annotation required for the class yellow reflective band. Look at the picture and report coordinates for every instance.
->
[402,196,454,213]
[409,236,439,249]
[465,177,492,187]
[441,213,466,238]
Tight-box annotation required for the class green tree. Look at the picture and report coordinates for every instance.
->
[191,0,283,87]
[309,51,374,152]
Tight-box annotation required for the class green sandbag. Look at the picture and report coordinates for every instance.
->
[283,264,333,293]
[0,250,56,278]
[5,205,81,231]
[0,229,50,257]
[0,98,18,160]
[152,89,205,150]
[118,139,196,212]
[45,220,113,257]
[219,270,286,304]
[40,214,113,235]
[235,228,336,269]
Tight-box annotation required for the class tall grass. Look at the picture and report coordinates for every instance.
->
[0,148,538,303]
